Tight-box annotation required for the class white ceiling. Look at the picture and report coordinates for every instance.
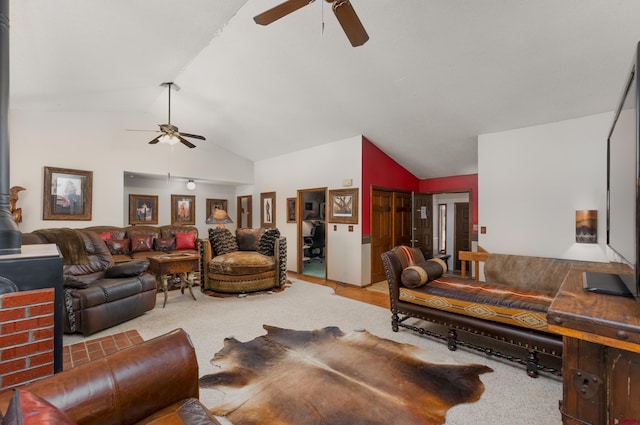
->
[9,0,640,178]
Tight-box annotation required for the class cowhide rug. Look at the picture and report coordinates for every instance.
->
[199,325,492,425]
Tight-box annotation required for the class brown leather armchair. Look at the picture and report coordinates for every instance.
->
[0,329,221,425]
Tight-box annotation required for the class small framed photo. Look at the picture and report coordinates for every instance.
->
[129,194,159,225]
[43,166,93,220]
[286,197,297,223]
[171,194,196,225]
[206,199,228,219]
[260,191,276,228]
[328,188,359,224]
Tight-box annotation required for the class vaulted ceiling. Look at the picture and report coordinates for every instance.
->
[9,0,640,178]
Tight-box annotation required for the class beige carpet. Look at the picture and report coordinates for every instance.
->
[63,278,562,425]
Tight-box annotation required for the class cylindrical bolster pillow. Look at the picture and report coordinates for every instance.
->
[401,258,447,288]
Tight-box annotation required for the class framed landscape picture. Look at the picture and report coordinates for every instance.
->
[129,194,159,225]
[286,197,296,223]
[260,191,276,228]
[328,188,359,224]
[171,194,196,225]
[43,166,93,220]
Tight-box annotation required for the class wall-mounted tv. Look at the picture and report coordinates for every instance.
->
[583,42,640,299]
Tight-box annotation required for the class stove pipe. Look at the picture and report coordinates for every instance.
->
[0,0,21,255]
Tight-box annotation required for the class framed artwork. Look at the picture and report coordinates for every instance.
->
[260,191,276,228]
[206,198,228,219]
[576,209,597,243]
[128,194,159,225]
[328,188,359,224]
[286,197,296,223]
[171,194,196,225]
[43,166,93,220]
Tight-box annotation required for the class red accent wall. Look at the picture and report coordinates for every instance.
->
[362,137,419,235]
[419,174,479,232]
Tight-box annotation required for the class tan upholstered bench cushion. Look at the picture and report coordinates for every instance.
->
[208,251,275,276]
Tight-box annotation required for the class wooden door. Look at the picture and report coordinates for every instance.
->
[370,189,393,283]
[236,195,252,228]
[454,202,470,271]
[392,192,411,247]
[413,193,433,259]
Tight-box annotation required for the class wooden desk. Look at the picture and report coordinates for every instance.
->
[147,254,199,308]
[547,262,640,425]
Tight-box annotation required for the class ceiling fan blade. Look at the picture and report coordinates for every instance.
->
[332,0,369,47]
[178,136,197,149]
[179,132,206,141]
[148,135,163,145]
[254,0,314,25]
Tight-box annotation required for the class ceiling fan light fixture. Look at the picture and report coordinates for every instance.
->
[159,134,178,145]
[186,180,196,190]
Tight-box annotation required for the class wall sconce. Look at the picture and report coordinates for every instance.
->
[186,179,196,190]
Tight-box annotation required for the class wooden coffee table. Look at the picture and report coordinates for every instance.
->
[147,253,200,308]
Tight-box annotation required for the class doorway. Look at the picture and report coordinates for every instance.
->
[432,192,470,272]
[298,188,327,279]
[236,195,252,228]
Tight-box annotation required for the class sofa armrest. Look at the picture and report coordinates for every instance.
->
[275,236,287,288]
[0,329,199,425]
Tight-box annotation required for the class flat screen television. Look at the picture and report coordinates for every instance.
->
[583,42,640,299]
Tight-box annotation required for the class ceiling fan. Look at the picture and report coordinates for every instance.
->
[132,82,206,149]
[254,0,369,47]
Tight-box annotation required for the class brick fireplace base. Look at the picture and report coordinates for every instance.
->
[63,330,143,370]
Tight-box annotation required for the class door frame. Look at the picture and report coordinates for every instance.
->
[236,195,252,228]
[429,190,473,267]
[297,187,327,276]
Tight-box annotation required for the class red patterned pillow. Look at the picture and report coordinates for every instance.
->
[99,231,112,241]
[3,389,76,425]
[105,239,130,255]
[175,232,195,250]
[130,234,153,253]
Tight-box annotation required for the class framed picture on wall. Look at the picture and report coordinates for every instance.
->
[43,166,93,220]
[206,198,228,220]
[128,194,159,225]
[260,191,276,228]
[171,194,196,225]
[328,188,359,224]
[286,197,296,223]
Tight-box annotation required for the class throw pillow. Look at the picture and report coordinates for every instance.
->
[208,228,238,256]
[392,245,426,268]
[258,228,280,256]
[105,260,149,278]
[105,239,130,255]
[175,231,196,250]
[98,231,112,241]
[3,389,76,425]
[130,234,153,253]
[154,237,175,252]
[236,228,264,251]
[400,258,447,288]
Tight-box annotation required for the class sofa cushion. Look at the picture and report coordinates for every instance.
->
[175,232,196,250]
[209,251,275,276]
[401,258,447,288]
[130,234,153,253]
[392,245,426,268]
[484,254,574,294]
[3,389,76,425]
[209,228,238,256]
[257,228,280,256]
[105,260,149,278]
[154,237,175,252]
[106,239,130,255]
[236,228,264,251]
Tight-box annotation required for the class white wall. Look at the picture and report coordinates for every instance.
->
[253,135,364,286]
[9,109,254,232]
[478,112,612,261]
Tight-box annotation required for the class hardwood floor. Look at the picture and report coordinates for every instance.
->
[287,272,390,309]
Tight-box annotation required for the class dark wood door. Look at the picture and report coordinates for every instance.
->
[370,189,393,283]
[392,192,411,247]
[413,193,433,259]
[454,202,470,271]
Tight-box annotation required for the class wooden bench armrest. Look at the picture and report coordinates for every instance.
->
[459,251,490,280]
